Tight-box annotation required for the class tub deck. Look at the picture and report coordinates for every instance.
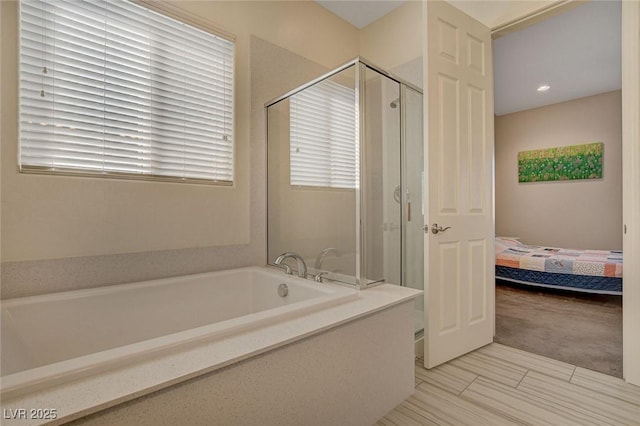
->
[1,267,358,394]
[0,267,421,425]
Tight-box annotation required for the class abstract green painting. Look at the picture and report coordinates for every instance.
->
[518,142,604,183]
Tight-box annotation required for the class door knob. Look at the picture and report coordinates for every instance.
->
[431,223,452,234]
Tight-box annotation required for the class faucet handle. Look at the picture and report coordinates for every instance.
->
[314,271,328,283]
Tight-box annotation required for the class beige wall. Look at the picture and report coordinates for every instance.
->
[0,0,429,297]
[0,0,358,263]
[0,0,359,297]
[495,90,622,250]
[359,1,423,72]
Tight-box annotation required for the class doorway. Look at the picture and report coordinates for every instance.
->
[491,1,623,377]
[423,0,640,388]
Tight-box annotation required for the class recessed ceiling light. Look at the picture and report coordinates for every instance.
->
[537,84,551,92]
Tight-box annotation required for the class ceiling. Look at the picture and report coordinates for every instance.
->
[314,0,621,116]
[493,0,621,115]
[314,0,406,29]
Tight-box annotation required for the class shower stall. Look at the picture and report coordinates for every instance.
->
[266,58,424,335]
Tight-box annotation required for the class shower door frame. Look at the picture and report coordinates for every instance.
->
[264,57,423,291]
[356,59,423,291]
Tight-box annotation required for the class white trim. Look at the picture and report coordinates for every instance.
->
[131,0,236,42]
[490,0,587,39]
[621,0,640,386]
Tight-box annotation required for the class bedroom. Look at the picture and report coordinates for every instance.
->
[492,0,623,377]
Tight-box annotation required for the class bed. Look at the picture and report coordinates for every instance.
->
[495,237,622,295]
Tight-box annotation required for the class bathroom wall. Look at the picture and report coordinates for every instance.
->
[1,0,429,298]
[359,1,423,73]
[495,90,623,250]
[0,0,359,298]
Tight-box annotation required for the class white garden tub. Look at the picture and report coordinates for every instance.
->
[0,266,358,396]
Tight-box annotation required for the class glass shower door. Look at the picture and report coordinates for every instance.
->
[361,65,425,335]
[361,66,401,286]
[403,86,425,334]
[266,65,359,286]
[265,59,424,337]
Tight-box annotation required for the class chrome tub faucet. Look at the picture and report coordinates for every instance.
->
[274,252,308,279]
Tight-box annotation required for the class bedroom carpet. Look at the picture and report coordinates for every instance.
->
[495,281,623,378]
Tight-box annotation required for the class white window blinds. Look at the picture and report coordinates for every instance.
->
[19,0,234,183]
[289,79,357,189]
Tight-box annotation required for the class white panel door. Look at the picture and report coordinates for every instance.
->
[424,0,495,368]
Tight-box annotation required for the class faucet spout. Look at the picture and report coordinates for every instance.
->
[314,247,341,270]
[274,252,307,279]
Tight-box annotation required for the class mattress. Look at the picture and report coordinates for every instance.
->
[495,237,622,294]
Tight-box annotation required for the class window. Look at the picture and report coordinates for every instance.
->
[19,0,234,183]
[289,78,357,189]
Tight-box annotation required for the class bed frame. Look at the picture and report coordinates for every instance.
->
[495,265,622,295]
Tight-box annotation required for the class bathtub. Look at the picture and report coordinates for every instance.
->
[0,266,359,397]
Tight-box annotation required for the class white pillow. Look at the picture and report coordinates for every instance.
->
[495,237,522,252]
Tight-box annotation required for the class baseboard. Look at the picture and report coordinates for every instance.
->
[415,335,424,358]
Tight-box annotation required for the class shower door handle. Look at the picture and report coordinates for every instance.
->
[431,223,452,235]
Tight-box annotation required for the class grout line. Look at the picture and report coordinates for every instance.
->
[457,376,534,426]
[515,369,528,389]
[567,370,640,407]
[451,352,528,387]
[568,365,577,383]
[458,374,479,396]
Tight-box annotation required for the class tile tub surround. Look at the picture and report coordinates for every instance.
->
[1,282,420,425]
[0,244,261,300]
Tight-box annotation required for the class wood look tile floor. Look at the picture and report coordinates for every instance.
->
[378,343,640,425]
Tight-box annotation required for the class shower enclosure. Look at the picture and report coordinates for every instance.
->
[266,58,424,334]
